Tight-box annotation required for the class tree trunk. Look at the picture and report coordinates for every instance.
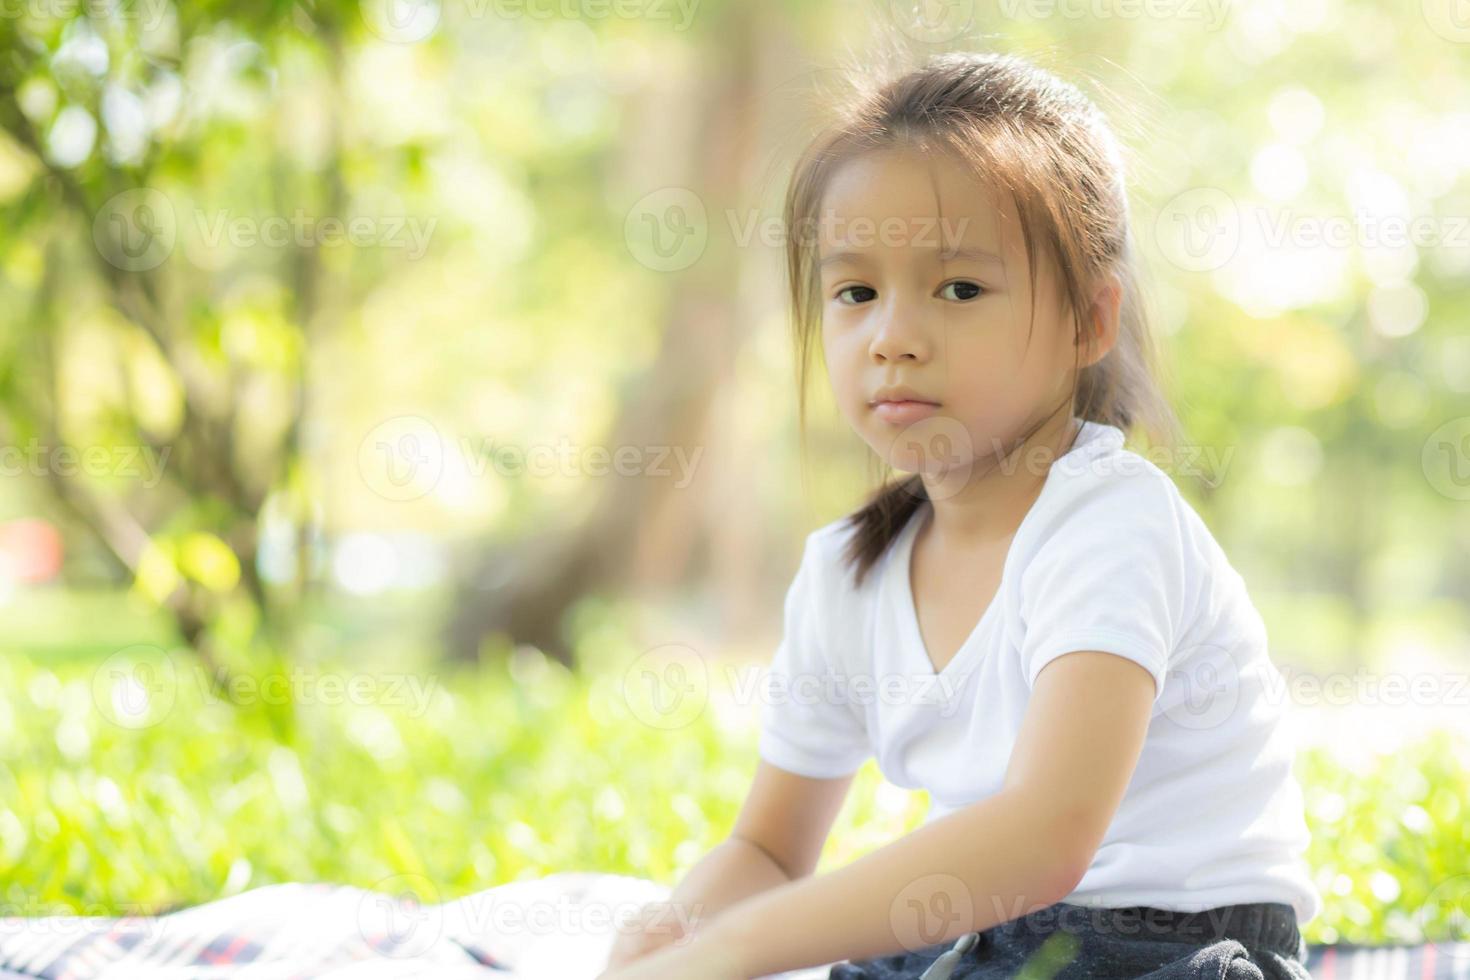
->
[442,2,771,668]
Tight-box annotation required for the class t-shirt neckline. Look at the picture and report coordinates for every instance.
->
[887,417,1117,681]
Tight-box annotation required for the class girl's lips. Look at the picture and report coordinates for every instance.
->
[873,400,940,424]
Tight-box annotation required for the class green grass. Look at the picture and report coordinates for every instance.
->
[0,586,176,663]
[0,603,1466,951]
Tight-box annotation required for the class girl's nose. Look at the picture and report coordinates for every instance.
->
[868,314,932,364]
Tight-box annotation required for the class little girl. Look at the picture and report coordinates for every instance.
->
[599,50,1319,980]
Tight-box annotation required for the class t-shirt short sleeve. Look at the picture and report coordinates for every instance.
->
[757,531,872,778]
[1018,471,1191,704]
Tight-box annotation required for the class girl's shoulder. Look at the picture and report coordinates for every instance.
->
[1018,421,1240,618]
[803,513,883,597]
[791,512,912,632]
[1031,419,1197,537]
[1050,419,1172,490]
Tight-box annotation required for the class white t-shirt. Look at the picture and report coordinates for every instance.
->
[757,418,1322,924]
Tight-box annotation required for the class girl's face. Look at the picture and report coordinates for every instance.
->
[816,147,1108,482]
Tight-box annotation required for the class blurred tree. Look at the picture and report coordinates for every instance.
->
[0,3,367,676]
[441,0,772,667]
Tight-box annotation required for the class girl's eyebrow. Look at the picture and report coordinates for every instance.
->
[817,245,1005,269]
[938,244,1006,265]
[817,250,867,270]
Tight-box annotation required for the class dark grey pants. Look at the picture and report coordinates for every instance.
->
[829,900,1313,979]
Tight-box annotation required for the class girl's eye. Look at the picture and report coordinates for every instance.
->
[939,280,984,301]
[835,285,877,305]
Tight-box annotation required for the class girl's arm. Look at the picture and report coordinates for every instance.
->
[670,759,858,921]
[604,836,790,969]
[689,648,1158,978]
[607,759,856,968]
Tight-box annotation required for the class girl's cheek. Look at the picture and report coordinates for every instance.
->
[823,320,864,362]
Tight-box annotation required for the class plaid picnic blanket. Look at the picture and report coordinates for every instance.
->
[0,878,509,979]
[0,872,832,980]
[1,872,1465,979]
[1304,941,1470,980]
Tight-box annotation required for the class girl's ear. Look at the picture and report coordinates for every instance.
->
[1079,271,1123,368]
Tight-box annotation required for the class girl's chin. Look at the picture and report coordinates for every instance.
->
[867,415,976,468]
[892,465,982,501]
[876,447,976,481]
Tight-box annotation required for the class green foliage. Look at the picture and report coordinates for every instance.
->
[1298,727,1470,946]
[2,631,1466,948]
[0,0,1467,959]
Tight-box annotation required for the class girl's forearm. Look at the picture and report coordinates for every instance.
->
[698,786,1086,978]
[662,836,794,935]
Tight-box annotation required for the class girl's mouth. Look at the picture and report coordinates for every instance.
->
[872,400,941,425]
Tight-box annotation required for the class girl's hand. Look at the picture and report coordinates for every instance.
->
[596,924,749,980]
[603,899,696,970]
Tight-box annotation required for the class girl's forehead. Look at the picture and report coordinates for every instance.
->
[815,148,1022,259]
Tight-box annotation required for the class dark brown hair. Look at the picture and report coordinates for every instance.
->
[784,50,1183,589]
